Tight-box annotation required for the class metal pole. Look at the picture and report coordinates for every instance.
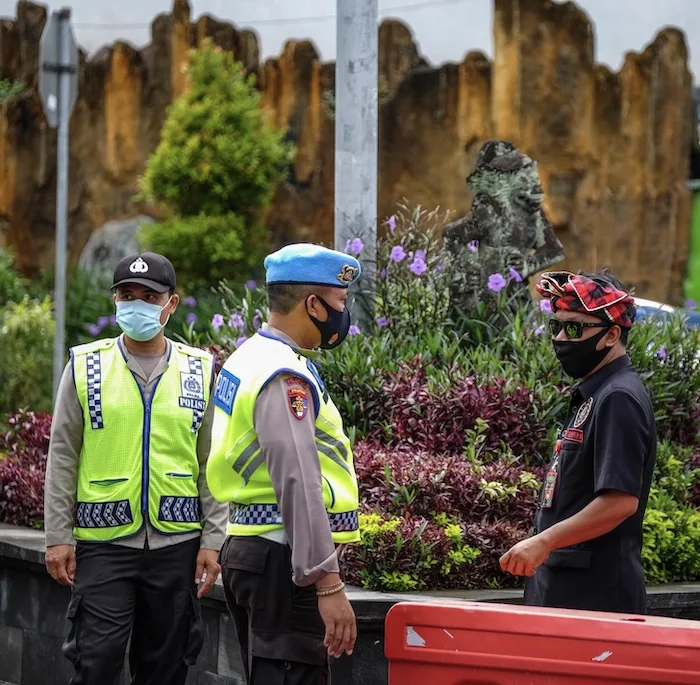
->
[52,7,71,402]
[334,0,378,329]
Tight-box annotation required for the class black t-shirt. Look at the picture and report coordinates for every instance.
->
[524,355,657,614]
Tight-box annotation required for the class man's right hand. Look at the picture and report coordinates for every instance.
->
[318,590,357,659]
[45,544,76,585]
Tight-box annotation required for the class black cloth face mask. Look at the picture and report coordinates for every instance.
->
[553,328,612,379]
[307,295,351,350]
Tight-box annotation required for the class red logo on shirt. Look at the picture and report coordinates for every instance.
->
[288,388,309,420]
[564,428,584,443]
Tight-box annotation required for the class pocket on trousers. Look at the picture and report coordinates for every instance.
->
[223,537,269,574]
[183,592,204,667]
[61,593,83,666]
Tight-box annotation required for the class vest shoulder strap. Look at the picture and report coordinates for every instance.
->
[71,337,119,358]
[171,340,213,363]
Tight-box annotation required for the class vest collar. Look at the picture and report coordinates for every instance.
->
[116,335,172,383]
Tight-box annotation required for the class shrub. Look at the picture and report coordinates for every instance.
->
[0,248,29,306]
[0,297,55,416]
[138,39,292,289]
[0,411,51,528]
[140,41,291,218]
[139,214,268,292]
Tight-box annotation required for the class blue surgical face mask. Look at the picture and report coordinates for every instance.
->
[115,298,171,342]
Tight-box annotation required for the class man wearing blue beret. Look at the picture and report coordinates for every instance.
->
[207,243,361,684]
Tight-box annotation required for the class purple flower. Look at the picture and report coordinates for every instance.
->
[434,263,445,273]
[246,280,257,291]
[186,313,197,326]
[211,314,225,331]
[376,317,389,328]
[88,324,101,337]
[229,313,245,330]
[487,273,507,293]
[415,249,426,262]
[379,268,388,279]
[348,325,361,336]
[253,309,264,330]
[410,257,428,276]
[346,238,364,255]
[236,336,249,347]
[686,299,697,311]
[110,315,117,326]
[539,299,553,314]
[468,240,479,253]
[534,324,545,336]
[509,267,523,283]
[656,346,667,361]
[97,316,110,328]
[387,215,396,233]
[390,245,406,263]
[184,296,197,308]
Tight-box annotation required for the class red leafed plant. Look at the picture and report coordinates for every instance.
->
[0,410,52,528]
[374,359,549,464]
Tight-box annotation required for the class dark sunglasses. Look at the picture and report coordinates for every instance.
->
[548,318,610,340]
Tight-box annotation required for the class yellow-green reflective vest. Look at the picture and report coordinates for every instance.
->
[71,337,213,542]
[207,331,360,543]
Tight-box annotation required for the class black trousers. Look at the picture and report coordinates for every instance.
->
[62,537,204,685]
[220,536,330,685]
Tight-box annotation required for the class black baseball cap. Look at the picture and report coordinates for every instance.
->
[111,252,176,293]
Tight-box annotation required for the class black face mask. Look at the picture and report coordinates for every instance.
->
[307,295,351,350]
[553,328,612,379]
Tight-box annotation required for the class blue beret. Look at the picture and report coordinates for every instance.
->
[264,243,361,288]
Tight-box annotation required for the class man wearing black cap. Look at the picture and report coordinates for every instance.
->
[45,252,228,684]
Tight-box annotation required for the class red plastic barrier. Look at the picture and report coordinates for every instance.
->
[385,601,700,684]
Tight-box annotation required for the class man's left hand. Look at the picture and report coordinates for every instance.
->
[195,548,221,598]
[499,534,552,577]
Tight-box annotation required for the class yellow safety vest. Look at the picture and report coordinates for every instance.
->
[207,331,360,543]
[71,337,212,542]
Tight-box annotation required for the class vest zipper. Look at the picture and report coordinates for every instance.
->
[134,376,164,516]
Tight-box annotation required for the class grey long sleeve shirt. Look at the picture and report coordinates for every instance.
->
[44,336,228,551]
[252,324,341,587]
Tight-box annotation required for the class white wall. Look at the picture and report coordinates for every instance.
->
[0,0,698,79]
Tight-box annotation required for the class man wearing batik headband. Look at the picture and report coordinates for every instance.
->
[500,270,657,614]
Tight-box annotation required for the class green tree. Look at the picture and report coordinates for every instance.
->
[139,40,292,288]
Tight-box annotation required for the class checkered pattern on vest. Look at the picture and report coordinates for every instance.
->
[188,356,205,433]
[229,503,358,533]
[86,352,104,430]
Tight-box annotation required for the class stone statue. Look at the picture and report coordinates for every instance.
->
[443,140,565,314]
[78,215,154,282]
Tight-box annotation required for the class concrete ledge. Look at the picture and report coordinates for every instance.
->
[1,524,700,684]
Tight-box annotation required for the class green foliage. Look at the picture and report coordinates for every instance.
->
[139,41,291,217]
[354,512,480,592]
[0,249,29,306]
[643,490,700,584]
[0,297,55,415]
[0,79,23,103]
[138,39,290,289]
[139,213,268,291]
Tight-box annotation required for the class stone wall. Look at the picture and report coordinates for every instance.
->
[0,0,693,302]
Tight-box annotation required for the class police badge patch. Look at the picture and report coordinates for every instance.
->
[573,397,593,428]
[180,372,204,399]
[288,388,309,420]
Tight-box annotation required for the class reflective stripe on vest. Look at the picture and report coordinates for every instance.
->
[72,337,212,542]
[229,503,358,532]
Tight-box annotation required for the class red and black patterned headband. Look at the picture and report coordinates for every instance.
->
[536,271,635,329]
